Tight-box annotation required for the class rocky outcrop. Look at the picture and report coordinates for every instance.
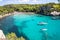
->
[51,11,60,16]
[0,30,6,40]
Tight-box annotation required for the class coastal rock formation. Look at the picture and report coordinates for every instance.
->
[51,11,60,16]
[0,30,6,40]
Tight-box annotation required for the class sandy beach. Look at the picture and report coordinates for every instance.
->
[0,13,12,19]
[0,12,34,19]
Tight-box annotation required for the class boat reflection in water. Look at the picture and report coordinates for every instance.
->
[41,28,48,40]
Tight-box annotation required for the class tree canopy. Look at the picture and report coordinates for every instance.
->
[0,3,60,15]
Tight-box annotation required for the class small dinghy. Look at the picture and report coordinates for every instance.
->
[42,28,48,31]
[38,22,48,25]
[52,16,60,20]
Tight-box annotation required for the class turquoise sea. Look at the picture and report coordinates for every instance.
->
[0,13,60,40]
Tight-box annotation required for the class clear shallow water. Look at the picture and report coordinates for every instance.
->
[0,14,60,40]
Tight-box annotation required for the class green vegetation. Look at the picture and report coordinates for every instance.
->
[6,32,25,40]
[0,3,60,15]
[0,3,60,40]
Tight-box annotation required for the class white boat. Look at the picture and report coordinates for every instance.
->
[38,22,48,25]
[42,28,48,31]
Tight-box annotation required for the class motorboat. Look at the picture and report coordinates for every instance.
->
[52,16,60,20]
[42,28,48,31]
[38,22,48,25]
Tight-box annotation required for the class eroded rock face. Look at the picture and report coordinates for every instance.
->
[51,11,60,16]
[0,30,6,40]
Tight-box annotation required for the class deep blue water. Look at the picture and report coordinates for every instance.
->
[0,14,60,40]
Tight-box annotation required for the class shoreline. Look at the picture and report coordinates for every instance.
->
[0,13,13,19]
[0,11,60,19]
[0,12,35,19]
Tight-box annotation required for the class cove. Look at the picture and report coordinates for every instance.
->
[0,13,60,40]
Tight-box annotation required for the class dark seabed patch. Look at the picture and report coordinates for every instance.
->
[0,14,60,40]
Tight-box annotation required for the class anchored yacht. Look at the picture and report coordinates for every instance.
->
[38,22,48,25]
